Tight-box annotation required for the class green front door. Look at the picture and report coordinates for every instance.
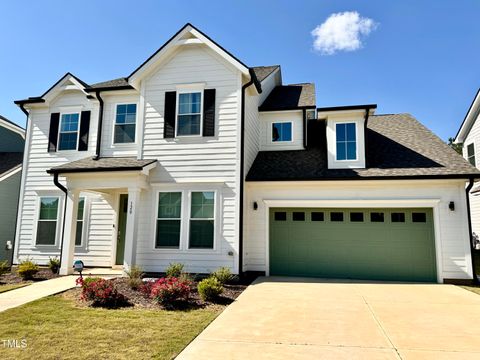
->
[115,194,128,265]
[269,208,437,282]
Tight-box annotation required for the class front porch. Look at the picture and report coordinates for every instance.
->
[46,157,157,275]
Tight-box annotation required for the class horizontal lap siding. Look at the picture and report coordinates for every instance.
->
[16,92,112,266]
[137,46,241,273]
[245,180,472,281]
[463,115,480,234]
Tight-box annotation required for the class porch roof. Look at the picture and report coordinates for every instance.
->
[46,157,157,174]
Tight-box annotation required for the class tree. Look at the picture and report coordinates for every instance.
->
[448,137,463,155]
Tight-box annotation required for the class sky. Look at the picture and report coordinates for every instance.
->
[0,0,479,141]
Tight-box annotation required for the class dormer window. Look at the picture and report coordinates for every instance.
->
[336,123,356,161]
[177,92,202,136]
[58,113,80,151]
[272,122,292,142]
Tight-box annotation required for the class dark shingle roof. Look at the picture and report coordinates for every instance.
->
[47,157,157,174]
[0,115,24,131]
[89,77,130,89]
[259,83,316,111]
[251,66,280,82]
[246,113,480,181]
[0,152,23,177]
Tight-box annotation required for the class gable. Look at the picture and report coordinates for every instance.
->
[128,23,250,88]
[456,88,480,143]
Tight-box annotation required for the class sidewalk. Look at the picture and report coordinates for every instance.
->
[0,268,122,312]
[0,276,77,312]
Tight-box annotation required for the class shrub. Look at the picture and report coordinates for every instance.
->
[48,257,60,274]
[81,277,127,308]
[198,277,223,301]
[140,280,155,296]
[150,277,192,306]
[17,258,39,280]
[165,263,184,278]
[0,260,10,276]
[212,267,233,285]
[125,265,144,290]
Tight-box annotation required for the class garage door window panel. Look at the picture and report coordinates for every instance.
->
[391,212,406,223]
[293,212,305,221]
[311,212,324,221]
[371,212,385,222]
[350,212,364,222]
[412,212,427,223]
[330,212,344,222]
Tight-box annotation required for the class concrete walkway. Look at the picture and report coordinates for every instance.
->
[177,277,480,360]
[0,268,122,312]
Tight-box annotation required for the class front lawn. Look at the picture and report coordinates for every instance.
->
[0,283,28,294]
[0,294,221,359]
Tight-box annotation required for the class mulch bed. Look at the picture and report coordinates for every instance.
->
[0,267,59,285]
[63,276,250,310]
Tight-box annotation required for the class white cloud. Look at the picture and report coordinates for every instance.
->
[311,11,377,55]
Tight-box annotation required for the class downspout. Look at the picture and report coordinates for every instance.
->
[239,70,257,276]
[302,108,307,149]
[466,178,478,283]
[52,172,68,270]
[93,90,104,160]
[364,107,371,168]
[10,104,29,265]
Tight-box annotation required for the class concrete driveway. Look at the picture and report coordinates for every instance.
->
[177,277,480,360]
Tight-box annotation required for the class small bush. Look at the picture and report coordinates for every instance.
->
[0,260,10,276]
[125,265,144,290]
[150,277,192,306]
[81,277,127,308]
[198,277,223,301]
[140,280,155,296]
[17,258,39,280]
[212,267,233,285]
[165,263,184,278]
[48,257,60,274]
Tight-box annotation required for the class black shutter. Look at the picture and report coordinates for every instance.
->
[203,89,216,137]
[48,113,60,152]
[78,111,91,151]
[164,91,176,138]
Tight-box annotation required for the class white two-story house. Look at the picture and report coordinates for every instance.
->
[13,24,479,283]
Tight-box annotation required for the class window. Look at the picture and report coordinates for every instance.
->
[412,212,427,223]
[336,123,356,160]
[391,212,405,223]
[467,143,476,166]
[311,212,324,221]
[274,212,287,221]
[36,197,59,245]
[350,212,364,222]
[370,212,385,222]
[156,192,182,248]
[58,113,79,150]
[272,122,292,142]
[330,212,344,222]
[75,197,85,246]
[177,92,202,136]
[114,104,137,143]
[189,192,215,249]
[292,212,305,221]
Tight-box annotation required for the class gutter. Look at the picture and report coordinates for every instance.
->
[239,69,260,275]
[93,90,104,160]
[466,178,478,283]
[52,173,68,271]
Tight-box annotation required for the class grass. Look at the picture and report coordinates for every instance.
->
[0,294,221,359]
[0,283,28,294]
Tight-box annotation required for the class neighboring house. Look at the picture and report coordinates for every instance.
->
[13,23,479,283]
[0,115,25,263]
[455,89,480,247]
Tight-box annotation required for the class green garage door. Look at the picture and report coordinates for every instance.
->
[270,208,436,282]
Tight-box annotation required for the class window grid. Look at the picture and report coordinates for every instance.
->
[467,143,476,167]
[58,113,79,151]
[177,92,202,136]
[75,197,85,246]
[114,104,137,144]
[272,122,292,142]
[36,197,59,245]
[156,192,182,248]
[336,123,356,160]
[189,191,215,249]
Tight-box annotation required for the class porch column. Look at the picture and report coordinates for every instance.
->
[59,189,79,275]
[123,188,141,272]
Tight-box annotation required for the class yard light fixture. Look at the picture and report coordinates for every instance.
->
[449,201,455,211]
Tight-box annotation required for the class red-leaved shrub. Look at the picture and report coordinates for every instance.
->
[150,277,192,306]
[81,277,127,308]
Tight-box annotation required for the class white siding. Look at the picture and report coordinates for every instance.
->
[136,45,242,273]
[259,111,304,151]
[15,90,112,266]
[101,92,140,157]
[244,179,473,282]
